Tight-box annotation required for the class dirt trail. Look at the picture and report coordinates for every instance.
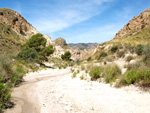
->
[4,68,150,113]
[4,68,70,113]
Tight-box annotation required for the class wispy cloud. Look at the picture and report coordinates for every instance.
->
[30,0,113,33]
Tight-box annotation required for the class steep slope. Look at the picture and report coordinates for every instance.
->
[114,8,150,40]
[0,8,38,41]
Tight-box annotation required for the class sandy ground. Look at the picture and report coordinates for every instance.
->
[4,68,150,113]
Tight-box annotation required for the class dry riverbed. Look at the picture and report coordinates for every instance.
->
[5,68,150,113]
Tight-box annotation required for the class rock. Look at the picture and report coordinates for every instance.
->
[43,34,53,46]
[54,37,67,47]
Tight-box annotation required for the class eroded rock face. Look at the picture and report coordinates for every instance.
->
[0,8,38,39]
[44,34,54,46]
[114,8,150,39]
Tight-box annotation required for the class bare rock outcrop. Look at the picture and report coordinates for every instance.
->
[54,37,67,47]
[114,8,150,39]
[0,8,38,39]
[44,34,54,46]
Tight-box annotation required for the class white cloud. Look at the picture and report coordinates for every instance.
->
[30,0,113,33]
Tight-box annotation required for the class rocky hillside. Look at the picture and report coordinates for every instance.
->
[90,8,150,61]
[0,8,38,41]
[43,36,89,60]
[114,8,150,39]
[0,8,40,58]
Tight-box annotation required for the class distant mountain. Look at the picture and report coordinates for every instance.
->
[69,43,98,50]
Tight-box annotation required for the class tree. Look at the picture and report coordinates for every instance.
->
[26,33,46,52]
[40,45,54,57]
[17,33,55,62]
[61,51,71,61]
[135,44,143,55]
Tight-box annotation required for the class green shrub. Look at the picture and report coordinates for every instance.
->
[87,57,91,61]
[77,70,80,73]
[16,67,25,74]
[125,61,147,71]
[103,64,121,83]
[59,66,62,70]
[111,45,118,53]
[39,45,54,57]
[117,50,125,58]
[63,65,67,69]
[11,74,23,86]
[80,74,84,80]
[119,70,139,85]
[89,66,104,80]
[71,68,74,73]
[85,69,88,73]
[38,55,47,62]
[126,56,133,62]
[72,72,77,78]
[26,33,46,52]
[135,44,143,55]
[124,44,135,53]
[18,33,54,63]
[104,55,114,62]
[143,46,150,64]
[118,69,150,86]
[17,47,38,62]
[97,51,107,60]
[0,81,11,110]
[61,51,71,61]
[18,35,54,63]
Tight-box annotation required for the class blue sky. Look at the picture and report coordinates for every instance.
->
[1,0,150,43]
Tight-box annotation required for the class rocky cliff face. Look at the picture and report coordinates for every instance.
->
[44,34,54,46]
[114,8,150,39]
[0,8,38,40]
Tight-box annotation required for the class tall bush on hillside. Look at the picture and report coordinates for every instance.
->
[26,33,47,52]
[97,51,107,60]
[135,44,143,55]
[111,45,118,53]
[18,33,54,62]
[17,47,38,62]
[61,51,71,61]
[39,45,54,57]
[143,46,150,64]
